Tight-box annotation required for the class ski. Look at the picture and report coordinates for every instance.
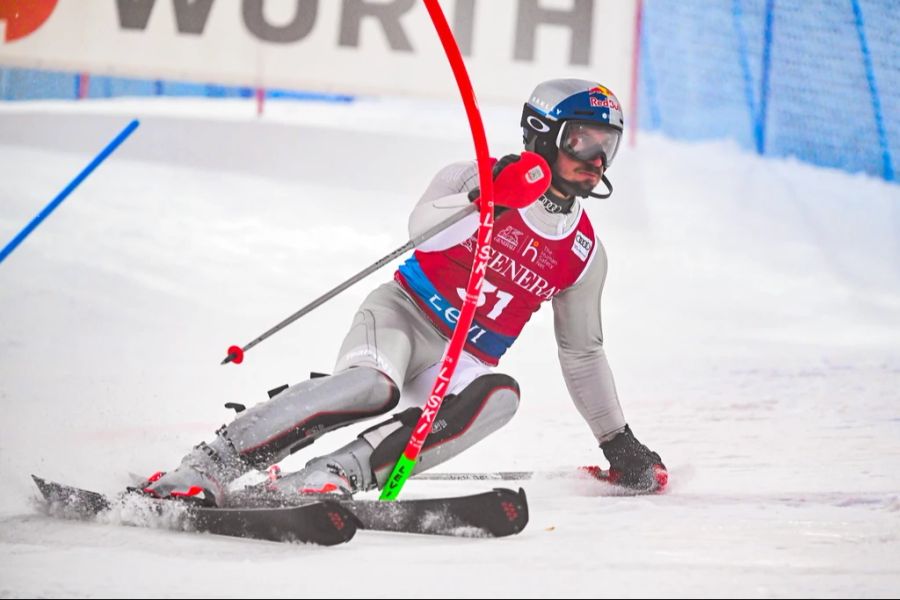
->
[340,487,528,537]
[414,465,667,493]
[34,475,529,541]
[413,465,609,481]
[228,485,529,538]
[31,475,357,546]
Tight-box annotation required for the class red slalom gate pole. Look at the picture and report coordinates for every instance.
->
[379,0,496,500]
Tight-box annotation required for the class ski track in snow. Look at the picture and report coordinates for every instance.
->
[1,98,899,598]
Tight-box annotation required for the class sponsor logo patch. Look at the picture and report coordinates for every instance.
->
[525,165,545,183]
[496,225,524,250]
[572,231,593,261]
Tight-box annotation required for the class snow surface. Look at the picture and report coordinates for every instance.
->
[1,96,899,598]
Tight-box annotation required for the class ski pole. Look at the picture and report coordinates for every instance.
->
[221,202,478,365]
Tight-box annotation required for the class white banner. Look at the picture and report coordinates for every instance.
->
[0,0,636,106]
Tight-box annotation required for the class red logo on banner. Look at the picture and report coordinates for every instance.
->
[0,0,58,43]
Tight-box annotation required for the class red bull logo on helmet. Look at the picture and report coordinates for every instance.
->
[589,84,613,97]
[588,85,620,110]
[589,96,621,111]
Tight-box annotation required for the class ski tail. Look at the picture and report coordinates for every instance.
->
[341,487,528,537]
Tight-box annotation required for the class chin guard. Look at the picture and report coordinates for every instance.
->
[588,174,613,199]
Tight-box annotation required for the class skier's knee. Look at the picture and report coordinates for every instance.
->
[448,372,520,432]
[217,366,399,469]
[365,373,520,485]
[343,366,401,411]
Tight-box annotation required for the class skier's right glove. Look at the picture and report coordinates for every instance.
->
[467,151,551,211]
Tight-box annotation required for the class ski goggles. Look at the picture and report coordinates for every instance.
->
[557,121,622,167]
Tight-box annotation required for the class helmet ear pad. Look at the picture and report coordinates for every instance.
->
[520,103,560,167]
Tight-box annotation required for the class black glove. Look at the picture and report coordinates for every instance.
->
[600,424,667,491]
[491,153,523,178]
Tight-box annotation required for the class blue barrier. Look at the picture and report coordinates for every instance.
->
[640,0,897,182]
[0,68,355,104]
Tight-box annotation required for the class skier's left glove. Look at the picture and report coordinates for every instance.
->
[467,151,551,211]
[600,424,668,492]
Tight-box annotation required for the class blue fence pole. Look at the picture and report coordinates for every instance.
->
[640,5,661,130]
[732,0,758,151]
[0,119,140,265]
[851,0,894,181]
[756,0,775,155]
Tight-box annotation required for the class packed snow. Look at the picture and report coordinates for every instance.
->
[1,96,898,598]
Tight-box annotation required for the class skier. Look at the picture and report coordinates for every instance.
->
[143,79,667,507]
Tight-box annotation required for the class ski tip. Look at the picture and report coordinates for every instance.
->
[31,475,52,505]
[31,474,47,492]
